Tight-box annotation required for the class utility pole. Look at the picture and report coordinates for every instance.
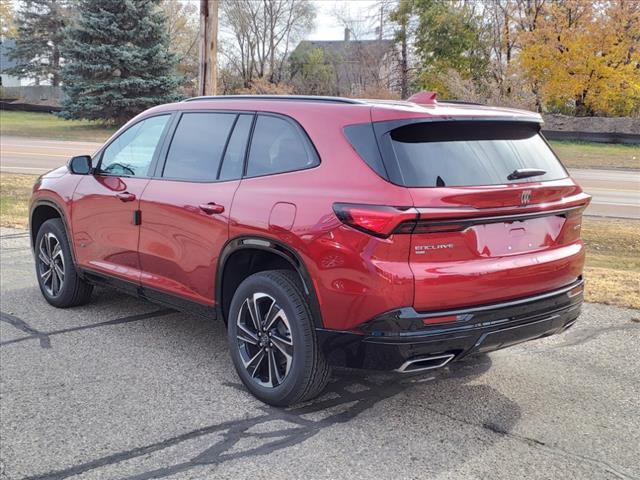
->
[198,0,219,96]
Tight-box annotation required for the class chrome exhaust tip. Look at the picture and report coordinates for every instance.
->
[396,353,456,373]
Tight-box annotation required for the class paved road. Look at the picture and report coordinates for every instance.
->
[0,136,102,174]
[1,135,638,219]
[1,227,639,480]
[570,169,640,219]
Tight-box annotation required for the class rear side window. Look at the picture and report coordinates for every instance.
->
[385,121,567,187]
[247,115,318,177]
[163,112,236,181]
[219,114,253,181]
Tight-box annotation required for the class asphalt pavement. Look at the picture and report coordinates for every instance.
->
[570,169,640,219]
[1,227,639,480]
[0,136,102,174]
[1,135,638,219]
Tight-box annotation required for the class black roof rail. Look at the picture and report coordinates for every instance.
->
[439,99,485,106]
[183,95,365,105]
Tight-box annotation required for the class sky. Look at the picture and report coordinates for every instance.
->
[179,0,381,41]
[308,0,382,41]
[4,0,380,42]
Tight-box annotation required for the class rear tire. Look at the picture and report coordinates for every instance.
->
[34,218,93,308]
[227,270,330,406]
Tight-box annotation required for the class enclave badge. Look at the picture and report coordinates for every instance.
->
[415,244,454,254]
[521,190,532,205]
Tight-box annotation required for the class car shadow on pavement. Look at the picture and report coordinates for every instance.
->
[1,290,523,480]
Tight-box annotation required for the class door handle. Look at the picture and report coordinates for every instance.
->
[199,202,225,215]
[116,192,136,202]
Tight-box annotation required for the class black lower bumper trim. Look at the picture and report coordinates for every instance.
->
[316,281,583,371]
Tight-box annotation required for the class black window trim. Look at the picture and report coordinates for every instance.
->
[94,112,176,179]
[343,122,390,180]
[216,114,240,180]
[221,112,257,182]
[94,108,322,184]
[242,112,321,180]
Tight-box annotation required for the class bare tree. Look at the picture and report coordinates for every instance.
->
[161,0,200,94]
[331,2,372,41]
[328,0,399,96]
[478,0,547,109]
[220,0,315,88]
[389,0,418,98]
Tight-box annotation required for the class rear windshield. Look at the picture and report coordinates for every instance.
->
[387,121,567,187]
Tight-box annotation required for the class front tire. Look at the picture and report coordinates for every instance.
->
[227,270,330,406]
[35,218,93,308]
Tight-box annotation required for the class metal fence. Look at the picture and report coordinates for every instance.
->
[0,86,65,112]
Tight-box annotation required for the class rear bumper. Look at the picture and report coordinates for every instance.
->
[316,278,583,371]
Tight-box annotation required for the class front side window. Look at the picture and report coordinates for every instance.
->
[246,115,318,177]
[162,112,236,181]
[100,115,170,177]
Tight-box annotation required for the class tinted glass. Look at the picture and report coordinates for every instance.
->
[389,121,567,187]
[219,114,253,181]
[247,115,318,177]
[344,123,387,178]
[163,112,236,181]
[100,115,170,176]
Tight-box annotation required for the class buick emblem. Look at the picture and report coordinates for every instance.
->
[521,190,532,205]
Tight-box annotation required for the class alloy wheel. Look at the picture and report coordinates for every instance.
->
[37,232,65,297]
[236,292,293,388]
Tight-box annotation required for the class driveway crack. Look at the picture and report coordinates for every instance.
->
[424,405,637,480]
[0,309,174,349]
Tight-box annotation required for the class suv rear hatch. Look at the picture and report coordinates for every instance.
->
[347,115,591,312]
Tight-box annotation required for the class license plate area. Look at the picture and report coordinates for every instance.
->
[469,215,566,257]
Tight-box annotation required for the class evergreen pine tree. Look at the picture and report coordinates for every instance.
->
[4,0,70,86]
[60,0,181,125]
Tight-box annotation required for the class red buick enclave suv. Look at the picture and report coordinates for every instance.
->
[30,93,590,405]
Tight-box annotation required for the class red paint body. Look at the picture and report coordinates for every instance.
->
[30,98,590,332]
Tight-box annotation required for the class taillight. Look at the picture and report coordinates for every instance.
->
[565,205,586,220]
[333,203,589,240]
[559,205,586,243]
[333,203,418,238]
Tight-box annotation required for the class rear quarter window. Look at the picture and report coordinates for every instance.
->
[386,121,567,187]
[246,115,319,177]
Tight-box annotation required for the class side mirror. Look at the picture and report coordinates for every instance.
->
[68,155,92,175]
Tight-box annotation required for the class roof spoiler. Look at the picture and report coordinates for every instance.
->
[407,91,438,105]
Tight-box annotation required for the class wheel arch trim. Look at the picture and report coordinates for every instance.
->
[30,198,77,265]
[217,235,325,328]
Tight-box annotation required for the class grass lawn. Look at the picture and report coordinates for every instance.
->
[581,217,640,309]
[0,173,33,228]
[1,172,638,309]
[549,140,640,170]
[0,110,115,142]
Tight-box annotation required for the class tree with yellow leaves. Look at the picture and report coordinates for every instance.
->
[1,0,17,37]
[519,0,640,116]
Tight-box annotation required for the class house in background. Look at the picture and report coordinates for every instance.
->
[0,38,22,87]
[289,29,397,98]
